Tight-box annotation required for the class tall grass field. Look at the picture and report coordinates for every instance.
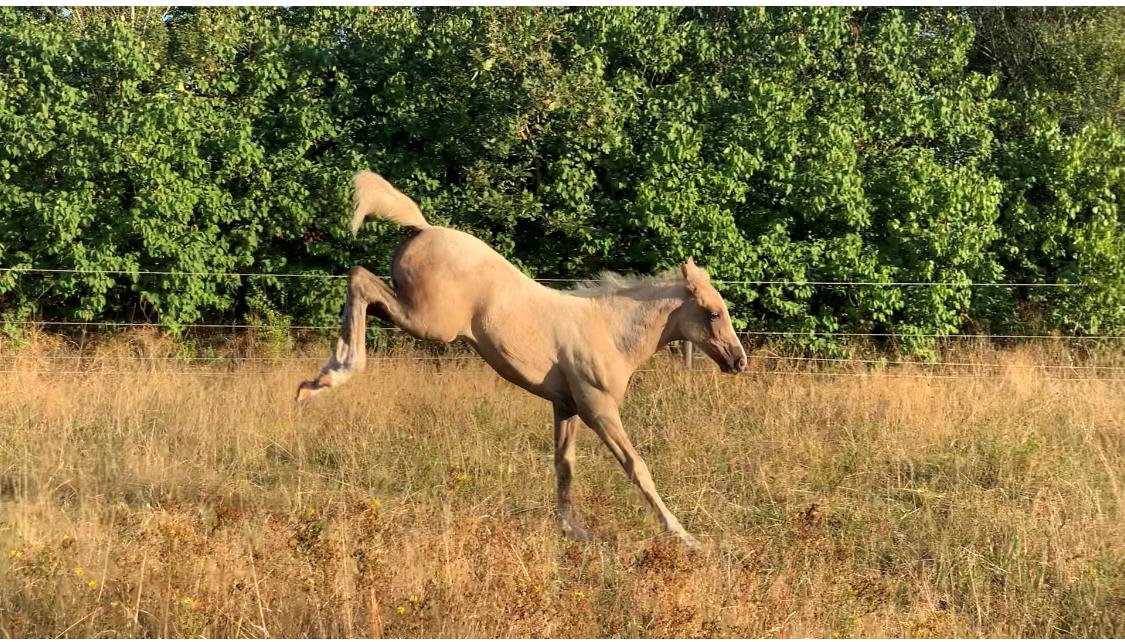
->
[1,332,1123,637]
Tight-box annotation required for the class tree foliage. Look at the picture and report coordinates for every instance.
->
[1,7,1123,347]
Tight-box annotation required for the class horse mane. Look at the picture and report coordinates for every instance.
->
[568,267,688,298]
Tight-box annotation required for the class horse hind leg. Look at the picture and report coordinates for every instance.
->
[297,266,423,402]
[553,403,592,542]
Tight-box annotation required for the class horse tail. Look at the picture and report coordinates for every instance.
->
[349,170,430,234]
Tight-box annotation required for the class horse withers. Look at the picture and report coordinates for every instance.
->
[297,171,748,549]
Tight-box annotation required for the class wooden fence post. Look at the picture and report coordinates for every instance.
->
[683,341,694,370]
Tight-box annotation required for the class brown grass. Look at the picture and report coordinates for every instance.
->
[1,331,1123,637]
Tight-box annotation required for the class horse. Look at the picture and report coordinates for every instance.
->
[297,171,748,548]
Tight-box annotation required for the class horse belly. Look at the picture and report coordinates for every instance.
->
[470,332,561,401]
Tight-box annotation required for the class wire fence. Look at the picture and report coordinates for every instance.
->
[3,347,1124,381]
[2,362,1123,382]
[3,265,1125,381]
[0,265,1112,288]
[3,343,1125,378]
[6,353,1125,369]
[3,319,1125,342]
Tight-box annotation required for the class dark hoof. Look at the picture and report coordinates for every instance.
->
[564,527,594,543]
[559,519,594,543]
[295,376,330,403]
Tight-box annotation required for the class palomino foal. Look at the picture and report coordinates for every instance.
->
[298,171,748,548]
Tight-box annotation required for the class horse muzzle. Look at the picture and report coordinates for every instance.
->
[713,347,748,374]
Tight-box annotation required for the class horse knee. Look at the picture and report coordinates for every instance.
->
[347,266,373,296]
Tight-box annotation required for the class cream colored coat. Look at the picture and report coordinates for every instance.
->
[298,172,747,548]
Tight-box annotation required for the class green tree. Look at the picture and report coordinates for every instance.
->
[1,7,1123,349]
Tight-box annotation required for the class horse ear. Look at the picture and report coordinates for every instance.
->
[681,258,699,295]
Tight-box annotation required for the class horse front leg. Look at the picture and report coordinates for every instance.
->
[553,402,592,542]
[297,266,410,402]
[576,391,700,550]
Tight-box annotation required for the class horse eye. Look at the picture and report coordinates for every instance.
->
[709,311,721,321]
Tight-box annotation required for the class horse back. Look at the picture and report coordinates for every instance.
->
[388,227,542,334]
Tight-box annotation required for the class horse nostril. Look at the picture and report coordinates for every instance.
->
[736,356,748,372]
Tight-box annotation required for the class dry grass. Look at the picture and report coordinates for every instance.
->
[1,331,1124,637]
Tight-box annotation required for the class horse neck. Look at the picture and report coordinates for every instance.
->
[598,286,687,370]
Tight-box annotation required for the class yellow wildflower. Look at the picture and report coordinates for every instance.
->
[533,584,542,594]
[409,594,420,604]
[180,596,198,610]
[573,590,585,600]
[72,567,83,576]
[7,549,22,559]
[86,579,96,589]
[395,605,406,615]
[369,499,381,512]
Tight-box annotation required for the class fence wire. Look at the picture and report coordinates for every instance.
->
[2,352,1124,382]
[3,319,1124,342]
[0,265,1111,288]
[6,353,1125,372]
[3,365,1123,382]
[3,265,1124,381]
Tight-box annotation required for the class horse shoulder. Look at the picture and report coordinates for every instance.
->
[559,333,630,403]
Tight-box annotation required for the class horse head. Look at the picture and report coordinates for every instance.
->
[676,258,748,374]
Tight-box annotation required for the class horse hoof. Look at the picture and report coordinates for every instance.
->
[679,533,702,551]
[296,372,337,403]
[560,524,594,543]
[295,380,324,403]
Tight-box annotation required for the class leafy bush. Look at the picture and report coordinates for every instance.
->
[1,7,1123,348]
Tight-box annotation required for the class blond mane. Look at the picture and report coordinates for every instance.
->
[568,267,689,298]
